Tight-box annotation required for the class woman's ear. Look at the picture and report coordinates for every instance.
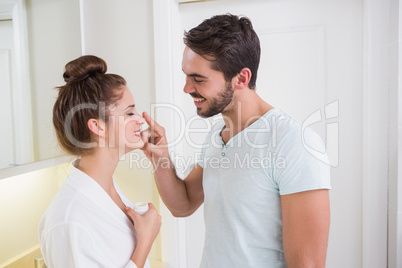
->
[234,68,252,90]
[87,119,106,138]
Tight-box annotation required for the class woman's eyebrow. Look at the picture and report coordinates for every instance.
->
[124,104,135,111]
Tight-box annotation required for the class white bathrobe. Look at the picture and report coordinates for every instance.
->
[39,163,150,268]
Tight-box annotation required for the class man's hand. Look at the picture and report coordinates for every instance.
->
[140,112,204,217]
[140,112,170,161]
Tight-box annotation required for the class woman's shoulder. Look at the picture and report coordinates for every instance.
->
[39,176,96,235]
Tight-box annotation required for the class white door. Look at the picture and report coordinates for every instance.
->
[0,20,16,169]
[153,0,388,267]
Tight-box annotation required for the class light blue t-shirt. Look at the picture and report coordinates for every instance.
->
[197,108,331,268]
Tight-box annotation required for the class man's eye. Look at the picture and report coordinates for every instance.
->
[194,78,204,83]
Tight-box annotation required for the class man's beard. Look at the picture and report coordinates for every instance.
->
[196,82,234,118]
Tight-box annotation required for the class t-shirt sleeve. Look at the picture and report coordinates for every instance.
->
[273,127,331,195]
[41,223,138,268]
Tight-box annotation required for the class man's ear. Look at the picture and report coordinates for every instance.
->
[234,68,252,90]
[87,119,106,138]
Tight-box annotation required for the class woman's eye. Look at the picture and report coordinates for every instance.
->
[127,113,135,116]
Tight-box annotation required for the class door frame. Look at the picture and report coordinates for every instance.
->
[388,0,401,267]
[152,0,391,267]
[0,0,34,166]
[152,1,187,267]
[361,0,390,267]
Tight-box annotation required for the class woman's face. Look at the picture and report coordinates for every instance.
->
[107,87,145,155]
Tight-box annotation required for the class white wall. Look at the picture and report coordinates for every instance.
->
[27,0,81,161]
[81,0,155,115]
[0,162,70,266]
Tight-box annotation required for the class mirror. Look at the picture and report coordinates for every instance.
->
[0,0,81,169]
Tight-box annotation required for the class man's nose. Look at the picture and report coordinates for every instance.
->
[183,79,195,94]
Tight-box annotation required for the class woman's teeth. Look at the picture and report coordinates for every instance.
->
[133,131,141,136]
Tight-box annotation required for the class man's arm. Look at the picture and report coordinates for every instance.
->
[281,189,330,268]
[141,112,204,217]
[153,162,204,217]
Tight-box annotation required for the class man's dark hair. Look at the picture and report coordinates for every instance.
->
[184,14,261,90]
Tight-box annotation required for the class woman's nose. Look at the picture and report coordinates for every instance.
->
[136,115,145,125]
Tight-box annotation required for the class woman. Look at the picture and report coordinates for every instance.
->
[39,55,161,268]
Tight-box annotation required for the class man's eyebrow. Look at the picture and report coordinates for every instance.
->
[124,104,135,111]
[189,73,207,79]
[182,69,207,79]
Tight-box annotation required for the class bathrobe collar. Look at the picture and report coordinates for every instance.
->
[66,160,135,234]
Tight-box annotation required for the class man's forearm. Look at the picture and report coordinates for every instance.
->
[152,156,192,216]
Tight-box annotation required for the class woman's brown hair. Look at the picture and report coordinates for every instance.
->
[53,55,126,156]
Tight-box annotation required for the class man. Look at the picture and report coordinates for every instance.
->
[141,14,331,268]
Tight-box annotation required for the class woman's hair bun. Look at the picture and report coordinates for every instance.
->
[63,55,107,83]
